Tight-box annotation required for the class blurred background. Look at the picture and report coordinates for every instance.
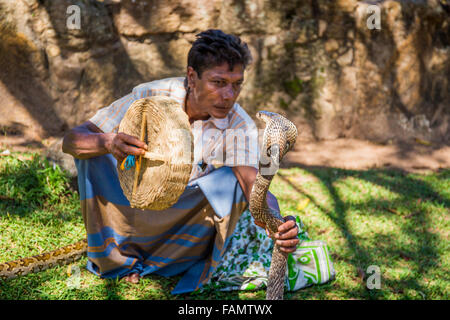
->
[0,0,448,172]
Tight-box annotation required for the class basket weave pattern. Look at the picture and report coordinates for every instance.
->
[117,96,194,210]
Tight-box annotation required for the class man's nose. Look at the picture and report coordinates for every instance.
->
[222,84,235,101]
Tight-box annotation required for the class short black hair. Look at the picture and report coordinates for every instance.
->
[187,29,252,78]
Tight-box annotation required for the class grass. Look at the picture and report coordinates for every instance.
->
[0,151,448,300]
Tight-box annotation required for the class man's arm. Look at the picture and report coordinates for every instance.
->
[62,121,147,162]
[231,166,299,253]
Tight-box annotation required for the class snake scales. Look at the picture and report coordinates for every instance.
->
[0,111,298,301]
[250,111,298,300]
[0,240,87,280]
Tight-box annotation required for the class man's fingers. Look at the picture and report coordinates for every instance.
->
[275,219,298,239]
[255,216,299,244]
[118,133,148,150]
[276,238,299,253]
[280,247,297,253]
[115,133,147,158]
[275,226,298,240]
[272,215,299,252]
[118,142,146,156]
[277,216,296,231]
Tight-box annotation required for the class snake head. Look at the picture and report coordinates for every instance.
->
[256,111,298,168]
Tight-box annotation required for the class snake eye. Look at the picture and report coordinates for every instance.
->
[266,147,271,157]
[286,141,290,150]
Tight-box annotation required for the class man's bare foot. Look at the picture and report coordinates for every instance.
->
[122,273,140,284]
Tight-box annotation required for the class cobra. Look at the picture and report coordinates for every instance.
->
[249,111,298,300]
[0,111,298,301]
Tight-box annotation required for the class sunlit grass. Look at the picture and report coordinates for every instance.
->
[0,152,448,299]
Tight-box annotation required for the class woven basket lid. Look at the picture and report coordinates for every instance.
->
[117,96,193,210]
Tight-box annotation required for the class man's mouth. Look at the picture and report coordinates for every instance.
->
[214,105,229,110]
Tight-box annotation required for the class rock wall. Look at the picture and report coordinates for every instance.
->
[0,0,448,145]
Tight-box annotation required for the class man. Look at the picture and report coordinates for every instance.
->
[62,29,299,291]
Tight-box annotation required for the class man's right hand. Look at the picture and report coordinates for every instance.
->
[107,132,148,164]
[62,121,148,161]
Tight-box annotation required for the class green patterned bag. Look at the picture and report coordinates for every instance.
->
[204,210,335,292]
[287,239,335,290]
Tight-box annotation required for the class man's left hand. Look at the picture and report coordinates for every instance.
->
[255,215,299,253]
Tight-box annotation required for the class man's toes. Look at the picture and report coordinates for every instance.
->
[123,273,140,284]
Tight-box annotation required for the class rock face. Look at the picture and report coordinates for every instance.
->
[0,0,448,144]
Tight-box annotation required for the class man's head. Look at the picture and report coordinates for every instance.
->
[187,29,252,78]
[185,30,252,120]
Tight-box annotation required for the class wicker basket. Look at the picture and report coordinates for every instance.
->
[117,96,193,210]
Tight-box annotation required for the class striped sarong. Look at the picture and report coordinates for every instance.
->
[75,153,247,294]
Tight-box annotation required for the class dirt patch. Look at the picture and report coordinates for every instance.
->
[1,134,448,174]
[283,138,450,173]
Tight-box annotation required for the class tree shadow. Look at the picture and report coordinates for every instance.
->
[275,164,447,299]
[353,0,450,143]
[40,0,145,109]
[0,122,27,138]
[0,0,147,141]
[0,155,73,216]
[102,277,124,300]
[109,0,192,78]
[0,167,46,216]
[0,2,66,138]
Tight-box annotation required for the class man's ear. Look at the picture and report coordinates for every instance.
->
[186,66,197,90]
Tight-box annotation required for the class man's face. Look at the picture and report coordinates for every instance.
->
[187,63,244,119]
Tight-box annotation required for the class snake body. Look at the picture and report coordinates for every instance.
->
[0,240,87,280]
[249,111,298,300]
[0,111,298,301]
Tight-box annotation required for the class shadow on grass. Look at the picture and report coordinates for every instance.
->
[1,152,447,299]
[276,165,448,299]
[102,278,123,300]
[0,155,74,216]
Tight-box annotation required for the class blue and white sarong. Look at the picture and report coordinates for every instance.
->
[75,154,335,294]
[75,154,247,294]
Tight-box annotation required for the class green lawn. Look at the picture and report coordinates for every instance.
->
[0,152,448,300]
